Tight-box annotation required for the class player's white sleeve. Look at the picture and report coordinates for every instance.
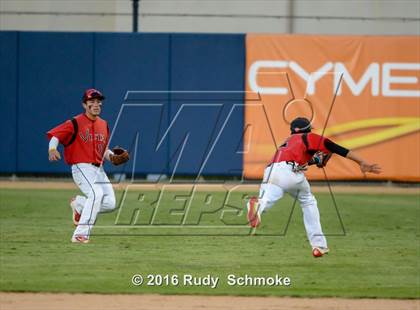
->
[48,136,59,150]
[104,149,114,161]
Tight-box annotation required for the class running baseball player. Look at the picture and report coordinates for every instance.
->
[247,117,381,257]
[46,89,129,244]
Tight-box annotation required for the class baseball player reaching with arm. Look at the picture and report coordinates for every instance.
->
[247,117,381,257]
[47,89,129,244]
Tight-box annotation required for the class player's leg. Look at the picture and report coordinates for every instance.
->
[70,165,90,225]
[70,196,86,214]
[289,178,328,253]
[71,164,106,241]
[97,168,116,213]
[257,183,284,215]
[68,196,86,226]
[247,165,285,227]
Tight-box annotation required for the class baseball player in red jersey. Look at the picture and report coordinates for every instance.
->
[47,89,129,244]
[247,117,381,257]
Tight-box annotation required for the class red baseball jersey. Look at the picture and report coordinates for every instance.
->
[271,132,330,165]
[47,113,109,165]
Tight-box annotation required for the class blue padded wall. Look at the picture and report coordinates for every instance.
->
[17,32,94,173]
[94,33,170,175]
[0,31,245,176]
[0,32,18,173]
[168,34,245,175]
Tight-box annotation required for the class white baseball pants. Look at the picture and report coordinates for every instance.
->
[71,163,116,239]
[258,162,327,249]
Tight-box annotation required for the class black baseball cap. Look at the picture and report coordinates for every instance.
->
[290,117,312,134]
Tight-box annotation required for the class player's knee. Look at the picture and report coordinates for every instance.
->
[90,187,104,202]
[103,194,116,211]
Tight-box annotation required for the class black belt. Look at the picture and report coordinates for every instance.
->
[268,161,296,168]
[91,163,100,167]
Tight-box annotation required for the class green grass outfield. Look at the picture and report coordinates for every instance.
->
[0,188,419,298]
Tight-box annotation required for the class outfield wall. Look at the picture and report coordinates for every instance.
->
[0,31,419,181]
[0,31,245,176]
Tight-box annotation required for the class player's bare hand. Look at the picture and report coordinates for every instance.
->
[48,149,61,161]
[360,162,381,174]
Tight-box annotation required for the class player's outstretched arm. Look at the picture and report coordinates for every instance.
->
[346,151,381,174]
[321,137,381,174]
[48,136,61,162]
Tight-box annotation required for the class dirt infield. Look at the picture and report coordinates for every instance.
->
[1,293,418,310]
[1,180,418,194]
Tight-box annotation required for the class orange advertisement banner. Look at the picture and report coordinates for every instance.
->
[245,35,420,182]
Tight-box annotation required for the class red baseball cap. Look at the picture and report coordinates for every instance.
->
[83,88,105,102]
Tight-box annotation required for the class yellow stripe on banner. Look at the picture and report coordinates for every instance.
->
[251,117,420,157]
[315,117,420,149]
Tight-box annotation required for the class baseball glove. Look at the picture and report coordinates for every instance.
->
[110,146,129,166]
[308,151,332,168]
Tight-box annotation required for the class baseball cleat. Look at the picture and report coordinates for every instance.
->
[247,196,261,228]
[70,197,81,226]
[71,236,89,244]
[312,247,329,258]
